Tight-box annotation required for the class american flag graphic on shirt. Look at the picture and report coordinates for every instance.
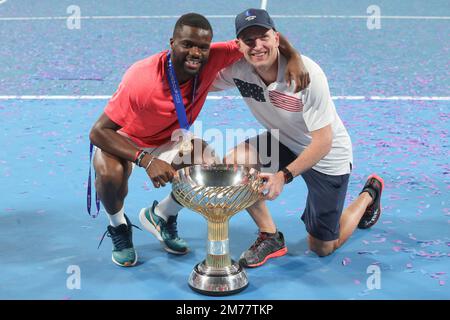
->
[268,90,303,112]
[233,78,266,102]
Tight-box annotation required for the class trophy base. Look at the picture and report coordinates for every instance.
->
[188,260,248,296]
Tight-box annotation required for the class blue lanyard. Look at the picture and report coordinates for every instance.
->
[166,52,197,130]
[87,142,100,218]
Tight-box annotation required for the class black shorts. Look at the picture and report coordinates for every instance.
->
[245,131,351,241]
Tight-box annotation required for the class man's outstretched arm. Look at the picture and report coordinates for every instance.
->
[278,34,311,92]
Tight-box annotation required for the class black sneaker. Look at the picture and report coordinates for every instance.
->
[98,214,139,267]
[358,174,385,229]
[239,231,288,268]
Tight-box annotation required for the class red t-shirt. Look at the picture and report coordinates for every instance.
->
[104,41,242,147]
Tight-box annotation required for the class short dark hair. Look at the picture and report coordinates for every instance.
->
[173,13,213,38]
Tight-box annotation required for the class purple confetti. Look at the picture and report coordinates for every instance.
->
[342,257,351,266]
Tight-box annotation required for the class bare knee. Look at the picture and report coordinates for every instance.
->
[224,143,259,168]
[308,236,337,257]
[94,153,129,194]
[95,166,124,189]
[196,139,219,164]
[179,139,218,166]
[310,246,334,257]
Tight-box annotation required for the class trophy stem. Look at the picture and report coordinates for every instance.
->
[188,217,248,296]
[205,219,231,268]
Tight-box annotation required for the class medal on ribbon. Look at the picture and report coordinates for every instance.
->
[166,52,197,156]
[179,136,193,155]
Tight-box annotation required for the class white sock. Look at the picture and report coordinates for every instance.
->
[108,206,127,227]
[155,194,183,222]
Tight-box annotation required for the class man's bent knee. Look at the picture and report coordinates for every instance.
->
[94,151,130,193]
[95,168,125,188]
[173,139,219,169]
[224,142,259,168]
[195,139,219,165]
[308,236,338,257]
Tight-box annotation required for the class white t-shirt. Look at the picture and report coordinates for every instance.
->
[211,54,353,175]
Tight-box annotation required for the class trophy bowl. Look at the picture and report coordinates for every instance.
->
[172,164,263,296]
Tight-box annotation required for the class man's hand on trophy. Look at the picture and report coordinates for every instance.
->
[144,156,176,188]
[258,171,285,201]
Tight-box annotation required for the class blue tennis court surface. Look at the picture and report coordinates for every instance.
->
[0,0,448,300]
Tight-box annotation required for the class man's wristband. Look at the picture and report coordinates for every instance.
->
[134,150,149,167]
[133,150,142,163]
[281,167,294,184]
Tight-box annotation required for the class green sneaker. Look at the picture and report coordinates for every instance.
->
[98,214,138,267]
[139,200,189,255]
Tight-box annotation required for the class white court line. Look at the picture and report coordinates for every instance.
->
[0,95,449,101]
[0,15,449,21]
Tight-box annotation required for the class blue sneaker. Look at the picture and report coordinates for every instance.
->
[139,200,189,255]
[98,214,138,267]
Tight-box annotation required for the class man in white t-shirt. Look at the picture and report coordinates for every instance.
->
[211,8,385,266]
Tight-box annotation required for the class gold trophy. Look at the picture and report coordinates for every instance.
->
[172,164,263,296]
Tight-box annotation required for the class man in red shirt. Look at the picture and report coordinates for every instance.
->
[89,13,309,267]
